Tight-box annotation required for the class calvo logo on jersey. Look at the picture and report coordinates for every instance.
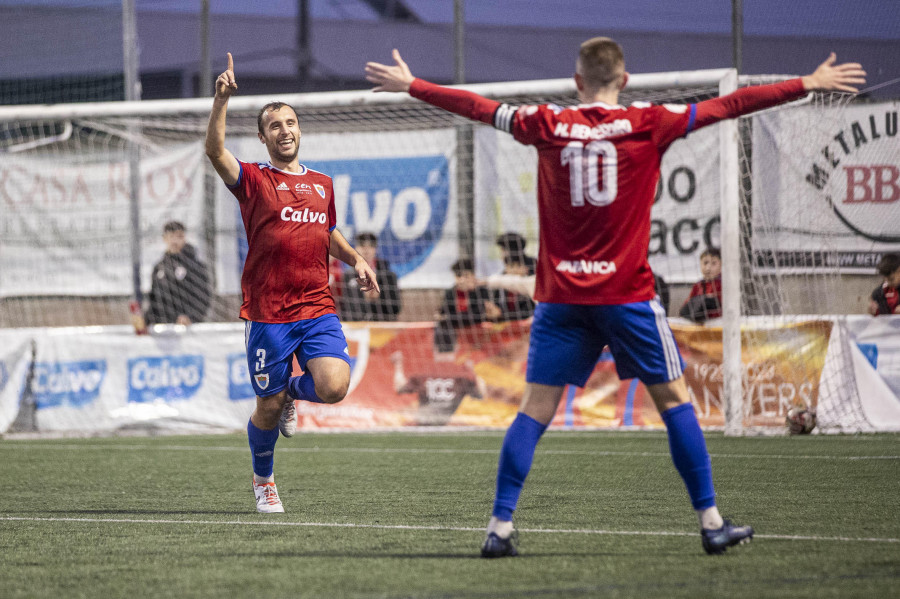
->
[304,156,450,278]
[128,355,204,403]
[227,352,255,400]
[31,360,107,409]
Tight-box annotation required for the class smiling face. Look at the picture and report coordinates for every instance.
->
[258,105,301,166]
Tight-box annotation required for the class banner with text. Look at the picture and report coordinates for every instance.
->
[5,317,898,434]
[752,101,900,273]
[0,143,205,297]
[215,130,458,294]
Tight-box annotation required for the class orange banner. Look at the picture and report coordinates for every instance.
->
[290,319,832,430]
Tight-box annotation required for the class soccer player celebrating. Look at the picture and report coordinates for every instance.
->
[366,39,865,556]
[206,53,379,513]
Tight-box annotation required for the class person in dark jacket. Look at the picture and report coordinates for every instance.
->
[679,248,722,323]
[868,253,900,316]
[145,221,212,325]
[434,258,502,350]
[340,232,401,321]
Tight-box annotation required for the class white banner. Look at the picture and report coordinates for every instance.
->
[0,329,34,432]
[0,142,206,296]
[216,130,458,293]
[474,120,721,283]
[752,101,900,273]
[1,317,898,435]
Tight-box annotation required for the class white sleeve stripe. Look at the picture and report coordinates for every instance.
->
[493,103,516,133]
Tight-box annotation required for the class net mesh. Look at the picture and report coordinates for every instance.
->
[0,73,894,433]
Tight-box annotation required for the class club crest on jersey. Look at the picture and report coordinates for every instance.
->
[314,184,326,198]
[254,373,270,390]
[276,182,290,191]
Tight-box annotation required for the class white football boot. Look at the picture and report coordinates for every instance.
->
[278,400,297,438]
[252,479,285,513]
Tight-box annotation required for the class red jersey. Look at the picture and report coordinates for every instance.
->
[687,278,723,320]
[409,77,806,305]
[227,161,337,323]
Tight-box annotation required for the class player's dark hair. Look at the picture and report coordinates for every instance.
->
[356,232,378,246]
[578,37,625,90]
[163,220,185,234]
[700,247,721,260]
[257,102,298,135]
[877,253,900,277]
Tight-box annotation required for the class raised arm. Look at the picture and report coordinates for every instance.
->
[205,52,241,186]
[691,53,866,132]
[329,229,380,294]
[366,49,500,125]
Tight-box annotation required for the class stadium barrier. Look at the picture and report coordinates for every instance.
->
[1,316,898,435]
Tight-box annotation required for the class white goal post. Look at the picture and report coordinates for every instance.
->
[1,68,892,435]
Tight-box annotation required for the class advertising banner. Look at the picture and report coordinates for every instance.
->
[752,101,900,273]
[216,130,458,294]
[0,143,206,297]
[473,119,721,284]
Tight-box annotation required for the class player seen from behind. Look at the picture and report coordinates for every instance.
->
[206,53,379,514]
[366,38,865,557]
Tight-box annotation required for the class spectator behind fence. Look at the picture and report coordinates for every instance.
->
[145,221,212,326]
[340,232,401,321]
[679,248,722,323]
[494,232,536,321]
[869,253,900,316]
[434,258,502,351]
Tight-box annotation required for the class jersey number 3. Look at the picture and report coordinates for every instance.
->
[561,140,617,207]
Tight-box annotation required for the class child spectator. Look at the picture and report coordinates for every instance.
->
[679,248,722,323]
[868,253,900,316]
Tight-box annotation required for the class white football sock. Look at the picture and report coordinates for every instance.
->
[698,506,724,530]
[487,516,514,539]
[254,473,275,485]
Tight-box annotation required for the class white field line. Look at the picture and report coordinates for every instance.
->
[0,516,896,544]
[0,443,897,460]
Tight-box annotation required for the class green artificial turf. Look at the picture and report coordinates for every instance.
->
[0,431,897,598]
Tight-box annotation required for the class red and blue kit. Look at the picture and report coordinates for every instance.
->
[228,161,337,323]
[410,78,806,306]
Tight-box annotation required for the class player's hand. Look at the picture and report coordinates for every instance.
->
[484,300,502,321]
[801,53,866,93]
[365,49,415,93]
[355,260,380,294]
[215,52,238,99]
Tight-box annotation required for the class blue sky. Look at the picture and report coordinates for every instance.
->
[2,0,898,39]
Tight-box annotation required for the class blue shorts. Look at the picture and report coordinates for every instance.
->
[244,314,350,397]
[526,301,685,387]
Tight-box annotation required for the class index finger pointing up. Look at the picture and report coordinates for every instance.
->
[226,52,233,72]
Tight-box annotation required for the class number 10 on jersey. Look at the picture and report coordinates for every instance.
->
[561,140,618,207]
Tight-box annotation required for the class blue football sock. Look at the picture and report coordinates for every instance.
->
[661,402,716,510]
[287,372,325,403]
[492,412,548,521]
[247,418,279,478]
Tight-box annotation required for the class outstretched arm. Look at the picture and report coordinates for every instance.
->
[692,53,866,132]
[329,229,380,294]
[366,49,500,125]
[205,52,241,186]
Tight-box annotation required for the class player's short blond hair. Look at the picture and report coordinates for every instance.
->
[577,37,625,90]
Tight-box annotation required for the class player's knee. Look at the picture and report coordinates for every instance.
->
[316,379,349,404]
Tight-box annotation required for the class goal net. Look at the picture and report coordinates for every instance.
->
[0,70,894,434]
